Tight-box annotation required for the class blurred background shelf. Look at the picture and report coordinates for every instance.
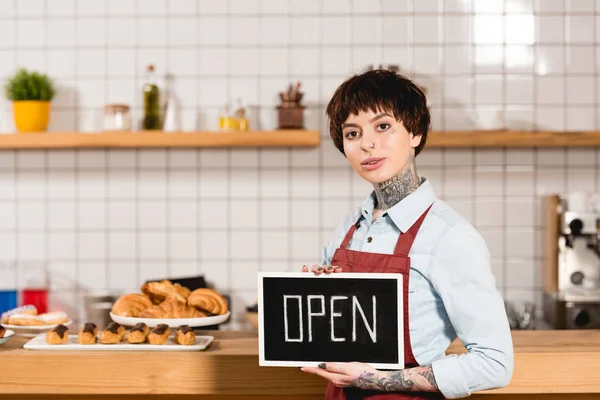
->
[427,131,600,148]
[1,130,597,149]
[0,130,320,149]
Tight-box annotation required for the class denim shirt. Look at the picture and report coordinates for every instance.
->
[320,178,514,399]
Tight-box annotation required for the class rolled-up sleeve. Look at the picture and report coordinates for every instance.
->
[429,223,514,399]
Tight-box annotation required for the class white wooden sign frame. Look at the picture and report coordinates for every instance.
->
[257,272,404,369]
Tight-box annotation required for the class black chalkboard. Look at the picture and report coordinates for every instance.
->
[258,272,403,369]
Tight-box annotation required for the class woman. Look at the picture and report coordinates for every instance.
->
[300,70,514,399]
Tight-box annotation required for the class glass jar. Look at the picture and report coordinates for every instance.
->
[103,104,132,131]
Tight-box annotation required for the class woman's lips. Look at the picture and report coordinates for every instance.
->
[361,157,385,171]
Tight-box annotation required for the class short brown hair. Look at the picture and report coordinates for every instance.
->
[326,70,430,156]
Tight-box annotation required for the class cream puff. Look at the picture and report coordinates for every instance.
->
[78,322,98,344]
[100,322,125,344]
[126,323,150,344]
[147,324,170,345]
[175,325,195,345]
[46,324,69,345]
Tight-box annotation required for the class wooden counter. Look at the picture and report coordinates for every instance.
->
[1,330,599,400]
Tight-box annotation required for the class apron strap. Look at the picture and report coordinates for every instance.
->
[339,203,434,252]
[393,204,433,256]
[340,222,358,249]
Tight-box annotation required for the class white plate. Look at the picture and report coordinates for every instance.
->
[24,333,214,351]
[0,329,15,346]
[2,320,73,337]
[110,312,230,328]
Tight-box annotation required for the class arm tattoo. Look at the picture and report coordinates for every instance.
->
[348,365,439,393]
[374,152,420,212]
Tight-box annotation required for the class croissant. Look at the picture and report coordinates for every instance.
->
[187,288,228,315]
[174,283,191,299]
[111,294,152,317]
[141,280,189,304]
[138,298,207,319]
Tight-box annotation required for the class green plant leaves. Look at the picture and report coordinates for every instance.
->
[4,68,56,101]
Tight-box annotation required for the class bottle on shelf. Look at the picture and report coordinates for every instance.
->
[218,104,235,132]
[142,65,161,130]
[162,73,179,132]
[234,99,249,132]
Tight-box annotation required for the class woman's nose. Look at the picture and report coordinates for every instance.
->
[360,131,376,151]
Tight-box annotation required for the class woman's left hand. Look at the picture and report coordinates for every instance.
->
[301,362,383,389]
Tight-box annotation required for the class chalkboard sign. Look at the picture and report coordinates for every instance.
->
[257,272,403,369]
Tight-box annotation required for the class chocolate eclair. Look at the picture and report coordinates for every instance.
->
[126,322,150,344]
[0,324,5,339]
[148,324,170,345]
[77,322,97,344]
[46,324,69,345]
[175,324,195,345]
[100,322,125,344]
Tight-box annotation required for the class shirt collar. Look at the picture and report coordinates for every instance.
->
[359,178,437,233]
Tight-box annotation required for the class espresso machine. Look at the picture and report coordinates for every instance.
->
[543,193,600,329]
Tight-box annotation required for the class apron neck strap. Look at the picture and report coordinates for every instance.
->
[339,203,433,253]
[393,204,433,256]
[340,223,358,249]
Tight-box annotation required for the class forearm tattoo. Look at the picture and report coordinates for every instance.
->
[374,152,420,211]
[348,365,439,393]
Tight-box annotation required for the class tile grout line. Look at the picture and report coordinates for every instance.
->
[195,0,202,281]
[226,0,232,301]
[104,0,110,292]
[287,0,293,275]
[165,0,172,279]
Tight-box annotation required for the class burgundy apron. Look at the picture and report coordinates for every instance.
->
[324,205,444,400]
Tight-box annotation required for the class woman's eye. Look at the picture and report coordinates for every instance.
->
[377,123,390,131]
[345,131,359,139]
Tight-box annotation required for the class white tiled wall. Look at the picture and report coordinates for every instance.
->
[0,0,599,327]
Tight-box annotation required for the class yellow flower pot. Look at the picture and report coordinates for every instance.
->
[12,101,51,133]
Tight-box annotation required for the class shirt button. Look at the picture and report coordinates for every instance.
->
[367,237,373,243]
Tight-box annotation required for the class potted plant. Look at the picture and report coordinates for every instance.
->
[4,68,56,133]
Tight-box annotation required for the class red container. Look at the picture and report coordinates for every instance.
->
[22,288,48,314]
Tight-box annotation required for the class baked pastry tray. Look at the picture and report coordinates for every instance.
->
[24,334,214,351]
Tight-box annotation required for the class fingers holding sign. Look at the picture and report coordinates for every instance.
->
[301,362,382,389]
[301,264,343,275]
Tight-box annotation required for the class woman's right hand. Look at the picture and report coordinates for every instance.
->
[301,264,342,275]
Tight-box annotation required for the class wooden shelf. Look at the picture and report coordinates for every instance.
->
[0,130,320,149]
[427,130,600,148]
[2,130,597,149]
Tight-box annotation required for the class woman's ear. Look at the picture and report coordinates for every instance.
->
[410,133,422,149]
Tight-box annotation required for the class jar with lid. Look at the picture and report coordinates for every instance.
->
[103,104,132,131]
